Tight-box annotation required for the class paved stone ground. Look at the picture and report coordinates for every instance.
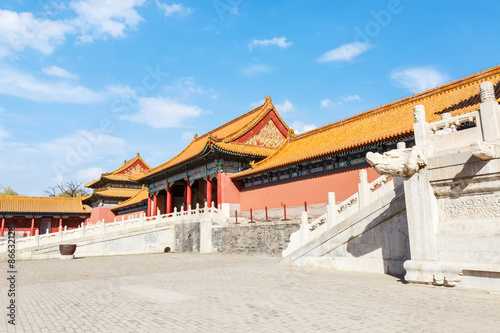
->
[0,253,499,332]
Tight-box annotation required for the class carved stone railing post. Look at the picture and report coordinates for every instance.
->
[300,211,309,245]
[58,225,63,242]
[479,81,500,141]
[413,105,432,148]
[358,170,369,209]
[401,106,441,284]
[80,222,85,238]
[326,192,336,228]
[35,229,39,246]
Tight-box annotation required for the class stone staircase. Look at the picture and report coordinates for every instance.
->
[281,173,410,276]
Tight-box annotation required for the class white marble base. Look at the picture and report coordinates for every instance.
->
[60,255,74,260]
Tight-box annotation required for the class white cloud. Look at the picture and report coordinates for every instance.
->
[42,66,79,79]
[321,98,333,107]
[290,120,317,134]
[70,0,146,42]
[250,99,265,108]
[0,130,126,196]
[318,42,373,63]
[0,9,74,58]
[0,125,9,144]
[241,64,273,76]
[342,94,361,102]
[76,167,103,182]
[181,131,196,142]
[321,95,361,108]
[156,1,193,16]
[121,97,203,128]
[275,100,294,113]
[107,84,136,97]
[248,37,292,51]
[390,67,449,93]
[0,67,102,103]
[164,77,217,100]
[39,130,126,160]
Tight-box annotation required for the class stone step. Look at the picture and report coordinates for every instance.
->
[437,220,500,235]
[437,235,500,252]
[437,248,500,265]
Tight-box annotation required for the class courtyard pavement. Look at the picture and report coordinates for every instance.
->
[0,253,499,332]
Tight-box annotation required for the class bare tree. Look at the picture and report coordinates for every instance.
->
[45,181,90,198]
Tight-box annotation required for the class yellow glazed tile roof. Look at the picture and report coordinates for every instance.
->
[135,98,289,180]
[0,196,91,214]
[234,65,500,178]
[111,188,149,211]
[88,188,141,198]
[86,153,151,187]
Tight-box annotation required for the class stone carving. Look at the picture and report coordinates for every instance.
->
[441,194,500,219]
[366,145,427,177]
[404,261,462,287]
[470,140,497,160]
[369,175,389,192]
[337,194,358,213]
[358,169,367,183]
[413,104,426,123]
[309,216,326,231]
[480,81,495,103]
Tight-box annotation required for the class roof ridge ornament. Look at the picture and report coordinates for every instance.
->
[265,95,271,102]
[250,160,256,168]
[194,133,198,140]
[287,128,296,139]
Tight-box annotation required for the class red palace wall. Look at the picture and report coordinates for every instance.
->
[238,164,380,211]
[86,206,117,224]
[221,172,242,204]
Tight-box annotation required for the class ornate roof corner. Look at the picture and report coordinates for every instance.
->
[136,152,140,157]
[287,129,296,140]
[265,95,271,102]
[194,133,198,140]
[250,160,256,168]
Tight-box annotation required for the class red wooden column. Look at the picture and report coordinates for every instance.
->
[186,180,192,208]
[0,217,5,237]
[206,176,212,208]
[153,192,158,216]
[217,172,222,208]
[147,195,152,217]
[30,217,35,236]
[166,185,173,214]
[183,183,187,209]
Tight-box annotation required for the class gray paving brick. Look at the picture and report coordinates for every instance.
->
[0,253,499,332]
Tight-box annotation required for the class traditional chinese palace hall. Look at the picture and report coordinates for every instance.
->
[0,196,90,237]
[137,65,500,217]
[1,64,500,230]
[83,153,151,223]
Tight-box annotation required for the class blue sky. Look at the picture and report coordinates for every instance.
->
[1,0,499,196]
